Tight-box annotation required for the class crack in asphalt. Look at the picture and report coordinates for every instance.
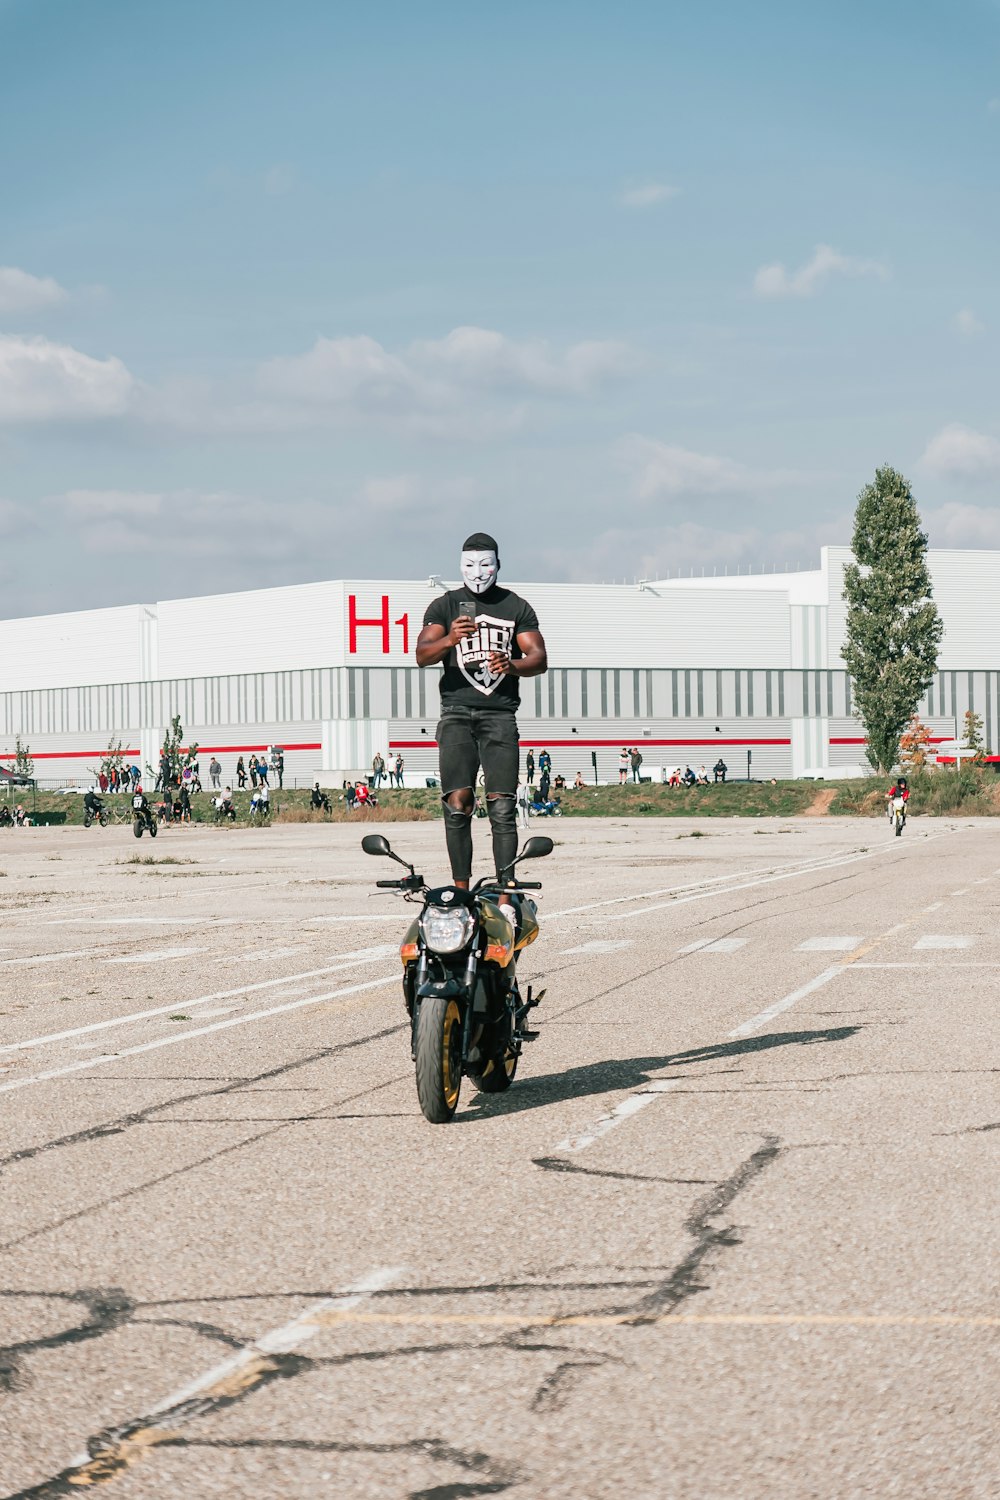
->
[0,1021,408,1179]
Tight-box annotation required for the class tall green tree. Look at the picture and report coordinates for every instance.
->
[842,466,943,774]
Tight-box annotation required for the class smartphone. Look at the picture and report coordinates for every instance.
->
[457,597,479,622]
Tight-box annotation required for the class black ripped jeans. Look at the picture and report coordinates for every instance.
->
[437,707,520,883]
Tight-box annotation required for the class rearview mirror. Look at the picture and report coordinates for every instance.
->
[520,835,553,860]
[361,834,392,858]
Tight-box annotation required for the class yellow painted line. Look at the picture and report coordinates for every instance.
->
[309,1309,1000,1331]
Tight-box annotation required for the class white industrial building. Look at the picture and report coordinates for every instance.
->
[0,545,995,786]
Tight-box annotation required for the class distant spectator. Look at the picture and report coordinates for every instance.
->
[354,780,370,807]
[179,784,192,822]
[696,765,710,785]
[682,766,696,787]
[236,756,246,789]
[619,748,629,786]
[372,752,385,789]
[273,747,284,789]
[311,782,332,813]
[526,749,535,784]
[343,780,356,810]
[713,758,728,784]
[209,757,222,791]
[249,755,259,789]
[394,753,404,788]
[538,749,552,779]
[539,768,550,802]
[130,764,141,791]
[516,778,531,828]
[158,753,171,793]
[257,757,268,787]
[260,782,270,816]
[553,773,566,791]
[191,760,202,793]
[99,770,108,793]
[668,767,682,788]
[630,747,644,782]
[574,770,585,789]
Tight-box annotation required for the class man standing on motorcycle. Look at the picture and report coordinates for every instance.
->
[416,533,547,915]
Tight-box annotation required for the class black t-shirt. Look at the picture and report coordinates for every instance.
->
[423,586,540,712]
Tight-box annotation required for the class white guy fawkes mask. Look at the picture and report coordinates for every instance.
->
[460,549,499,595]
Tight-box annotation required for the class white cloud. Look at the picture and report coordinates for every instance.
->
[925,501,1000,548]
[921,423,1000,483]
[0,334,133,423]
[153,326,638,436]
[0,266,68,317]
[624,436,748,498]
[753,244,889,299]
[953,308,985,337]
[620,182,678,208]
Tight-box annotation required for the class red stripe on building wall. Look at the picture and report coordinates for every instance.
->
[0,741,323,762]
[829,736,951,746]
[389,737,792,750]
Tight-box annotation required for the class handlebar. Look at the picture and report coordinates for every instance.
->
[516,880,542,890]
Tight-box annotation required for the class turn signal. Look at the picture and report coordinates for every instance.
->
[400,941,419,962]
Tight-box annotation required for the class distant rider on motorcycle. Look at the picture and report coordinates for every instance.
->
[84,789,104,820]
[415,532,547,921]
[886,776,910,806]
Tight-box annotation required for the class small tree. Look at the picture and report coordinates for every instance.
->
[899,714,932,771]
[14,736,34,780]
[91,737,127,785]
[842,465,943,774]
[962,708,986,762]
[161,715,200,784]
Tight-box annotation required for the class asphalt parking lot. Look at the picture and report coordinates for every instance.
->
[1,815,997,1498]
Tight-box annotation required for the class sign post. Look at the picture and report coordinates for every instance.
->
[591,750,598,786]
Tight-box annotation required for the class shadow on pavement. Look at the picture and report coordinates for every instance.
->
[464,1025,862,1119]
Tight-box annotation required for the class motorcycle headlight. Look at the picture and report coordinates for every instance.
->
[421,905,475,954]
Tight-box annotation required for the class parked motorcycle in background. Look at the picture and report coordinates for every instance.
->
[362,833,553,1123]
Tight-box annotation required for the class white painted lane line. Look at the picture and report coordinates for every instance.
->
[0,972,399,1097]
[551,1080,678,1154]
[924,902,943,913]
[951,889,969,897]
[65,1268,404,1473]
[600,839,947,929]
[559,939,633,955]
[0,949,92,967]
[914,934,975,950]
[729,966,842,1040]
[0,946,399,1056]
[678,937,747,955]
[796,936,863,952]
[105,946,207,965]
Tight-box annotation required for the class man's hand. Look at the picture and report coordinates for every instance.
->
[487,650,512,676]
[449,614,478,644]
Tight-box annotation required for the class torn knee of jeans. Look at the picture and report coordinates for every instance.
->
[485,792,515,803]
[443,789,475,820]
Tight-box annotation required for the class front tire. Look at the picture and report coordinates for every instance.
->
[149,820,158,838]
[133,819,143,839]
[99,810,109,827]
[414,995,463,1123]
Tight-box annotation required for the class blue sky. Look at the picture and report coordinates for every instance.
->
[1,0,999,614]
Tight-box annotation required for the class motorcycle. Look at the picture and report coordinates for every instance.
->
[132,796,158,839]
[362,832,553,1123]
[83,801,109,829]
[889,795,906,837]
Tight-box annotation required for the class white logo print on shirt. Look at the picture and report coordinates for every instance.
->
[456,615,514,696]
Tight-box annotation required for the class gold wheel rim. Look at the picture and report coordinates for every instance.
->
[441,1000,462,1109]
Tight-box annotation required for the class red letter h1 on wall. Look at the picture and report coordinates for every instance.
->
[348,595,409,657]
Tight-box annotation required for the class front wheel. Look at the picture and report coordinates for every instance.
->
[98,810,109,827]
[149,819,158,838]
[133,819,143,839]
[414,995,463,1123]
